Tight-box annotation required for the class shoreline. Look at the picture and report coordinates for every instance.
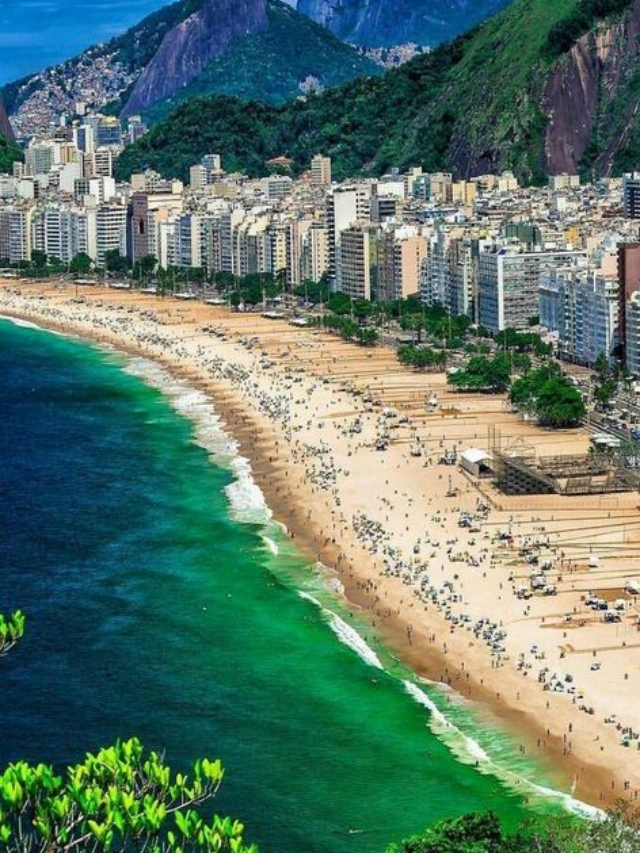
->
[2,281,639,814]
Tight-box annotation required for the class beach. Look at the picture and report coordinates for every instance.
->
[2,277,639,811]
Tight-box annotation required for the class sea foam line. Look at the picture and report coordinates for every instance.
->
[0,314,61,334]
[298,588,598,814]
[42,337,601,819]
[404,681,603,819]
[122,356,272,527]
[299,591,389,671]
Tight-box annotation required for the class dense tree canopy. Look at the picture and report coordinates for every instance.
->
[397,344,447,371]
[510,363,586,427]
[0,739,256,853]
[0,133,23,175]
[388,809,640,853]
[449,354,512,393]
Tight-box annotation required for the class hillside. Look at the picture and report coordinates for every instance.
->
[143,1,381,123]
[0,99,14,141]
[115,0,640,184]
[290,0,513,48]
[1,0,378,136]
[0,98,21,174]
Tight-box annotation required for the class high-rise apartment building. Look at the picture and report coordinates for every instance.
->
[326,185,371,285]
[311,155,332,187]
[540,267,619,365]
[478,246,583,333]
[618,242,640,363]
[337,224,379,300]
[623,174,640,218]
[96,203,126,267]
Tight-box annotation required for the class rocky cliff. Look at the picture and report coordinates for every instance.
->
[122,0,269,116]
[117,0,640,184]
[0,98,14,141]
[292,0,512,47]
[542,0,640,175]
[3,0,377,134]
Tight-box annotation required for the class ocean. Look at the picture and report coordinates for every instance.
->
[0,318,586,852]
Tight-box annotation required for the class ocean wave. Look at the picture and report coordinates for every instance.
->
[122,356,271,526]
[404,680,603,819]
[329,613,384,670]
[0,314,60,334]
[225,456,272,526]
[298,591,383,670]
[261,535,280,556]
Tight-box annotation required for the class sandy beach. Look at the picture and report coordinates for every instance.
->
[3,277,640,812]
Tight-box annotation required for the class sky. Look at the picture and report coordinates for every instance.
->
[0,0,171,85]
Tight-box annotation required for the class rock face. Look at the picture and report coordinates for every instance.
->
[0,98,14,140]
[293,0,511,46]
[122,0,270,116]
[542,0,640,175]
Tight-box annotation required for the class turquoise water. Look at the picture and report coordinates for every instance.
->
[0,318,577,852]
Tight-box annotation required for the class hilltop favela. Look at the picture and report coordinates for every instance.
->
[2,0,640,851]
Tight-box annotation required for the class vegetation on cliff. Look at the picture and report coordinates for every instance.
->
[0,134,23,174]
[144,1,379,122]
[117,0,640,184]
[114,0,589,183]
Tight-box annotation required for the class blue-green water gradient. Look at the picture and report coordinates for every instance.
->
[0,319,566,851]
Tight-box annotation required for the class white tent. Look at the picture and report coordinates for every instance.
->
[460,448,491,477]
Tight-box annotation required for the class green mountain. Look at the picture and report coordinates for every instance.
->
[2,0,378,135]
[143,1,382,124]
[116,0,640,184]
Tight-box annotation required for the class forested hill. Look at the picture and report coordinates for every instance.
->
[115,0,640,185]
[2,0,378,135]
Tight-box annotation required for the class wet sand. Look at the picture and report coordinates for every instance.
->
[2,278,639,811]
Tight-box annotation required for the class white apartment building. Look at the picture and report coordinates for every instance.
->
[0,207,34,263]
[174,212,204,269]
[540,267,619,365]
[95,203,127,267]
[32,206,94,264]
[478,245,584,333]
[326,185,371,285]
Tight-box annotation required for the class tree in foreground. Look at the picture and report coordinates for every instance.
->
[387,808,640,853]
[0,615,255,853]
[0,738,257,853]
[0,610,25,657]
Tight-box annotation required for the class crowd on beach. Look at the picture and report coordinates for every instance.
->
[2,281,639,806]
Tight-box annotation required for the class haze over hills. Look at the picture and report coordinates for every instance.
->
[116,0,640,184]
[287,0,513,48]
[1,0,378,136]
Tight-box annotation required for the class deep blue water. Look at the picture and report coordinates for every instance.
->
[0,318,576,852]
[0,0,170,84]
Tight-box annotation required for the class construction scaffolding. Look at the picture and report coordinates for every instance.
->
[492,448,639,496]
